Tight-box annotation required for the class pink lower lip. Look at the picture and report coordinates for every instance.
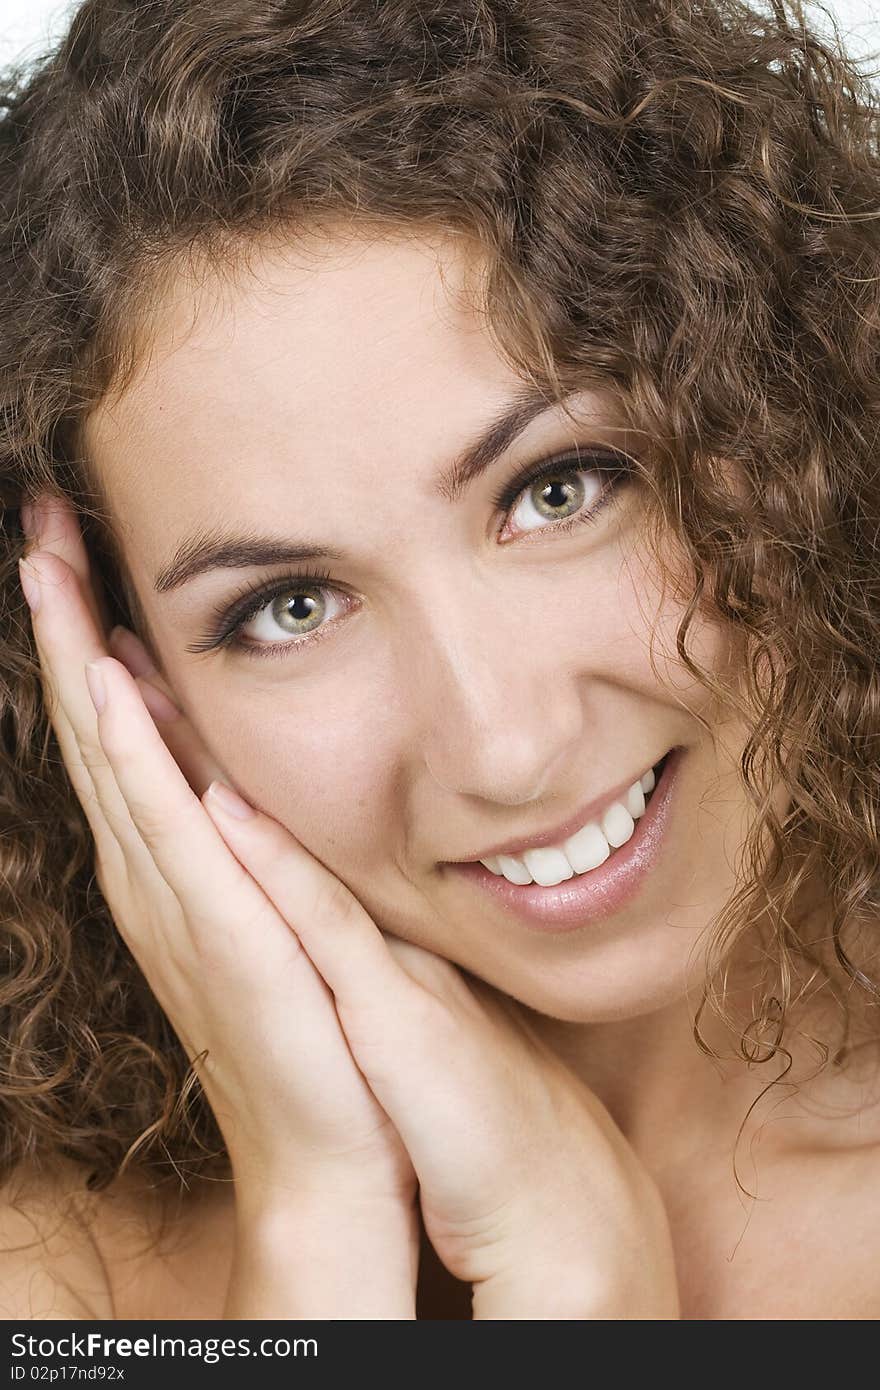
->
[444,746,684,933]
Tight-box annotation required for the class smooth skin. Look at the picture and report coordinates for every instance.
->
[11,228,880,1319]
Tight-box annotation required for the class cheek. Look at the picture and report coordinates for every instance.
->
[609,531,746,721]
[185,678,400,865]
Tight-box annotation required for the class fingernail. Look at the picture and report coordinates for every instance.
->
[136,677,181,723]
[85,661,107,714]
[18,558,41,614]
[206,780,255,820]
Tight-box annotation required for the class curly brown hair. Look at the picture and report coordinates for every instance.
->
[0,0,878,1203]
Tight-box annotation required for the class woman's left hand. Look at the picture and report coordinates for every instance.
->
[187,767,681,1320]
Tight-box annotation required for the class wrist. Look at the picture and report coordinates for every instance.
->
[470,1206,680,1321]
[227,1190,419,1320]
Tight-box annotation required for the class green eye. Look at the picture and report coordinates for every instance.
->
[510,468,592,531]
[497,449,635,540]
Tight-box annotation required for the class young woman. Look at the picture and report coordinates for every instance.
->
[1,0,878,1320]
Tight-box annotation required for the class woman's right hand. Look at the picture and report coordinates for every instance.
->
[18,494,419,1220]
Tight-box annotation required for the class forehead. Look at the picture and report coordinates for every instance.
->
[83,229,521,497]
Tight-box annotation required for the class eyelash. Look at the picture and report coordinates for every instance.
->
[185,447,636,660]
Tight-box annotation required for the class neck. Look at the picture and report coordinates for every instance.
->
[522,928,879,1173]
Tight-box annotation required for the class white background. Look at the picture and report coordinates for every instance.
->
[2,1,77,69]
[1,0,878,78]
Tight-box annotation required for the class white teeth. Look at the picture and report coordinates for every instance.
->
[562,821,611,873]
[521,847,574,887]
[477,760,663,883]
[600,801,635,848]
[495,853,533,885]
[625,780,646,819]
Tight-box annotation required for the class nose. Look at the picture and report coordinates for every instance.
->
[401,573,588,805]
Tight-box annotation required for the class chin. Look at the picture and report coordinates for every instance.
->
[461,936,708,1026]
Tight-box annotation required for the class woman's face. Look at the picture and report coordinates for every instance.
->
[84,229,758,1024]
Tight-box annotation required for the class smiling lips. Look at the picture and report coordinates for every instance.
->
[476,762,661,887]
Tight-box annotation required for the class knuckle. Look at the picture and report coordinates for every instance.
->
[76,738,113,778]
[129,789,198,849]
[77,779,125,843]
[126,800,166,846]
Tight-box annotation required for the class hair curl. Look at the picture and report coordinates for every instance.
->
[1,0,878,1202]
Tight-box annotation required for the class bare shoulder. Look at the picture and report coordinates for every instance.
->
[0,1158,114,1319]
[86,1166,236,1321]
[675,1042,880,1319]
[0,1157,236,1321]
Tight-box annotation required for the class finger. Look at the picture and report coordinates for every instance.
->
[201,785,425,1014]
[109,625,228,797]
[108,626,183,711]
[21,494,221,806]
[20,552,199,878]
[133,677,210,796]
[23,492,112,635]
[107,624,159,680]
[20,550,139,875]
[84,655,296,929]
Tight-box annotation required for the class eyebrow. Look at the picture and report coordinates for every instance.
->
[153,384,575,594]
